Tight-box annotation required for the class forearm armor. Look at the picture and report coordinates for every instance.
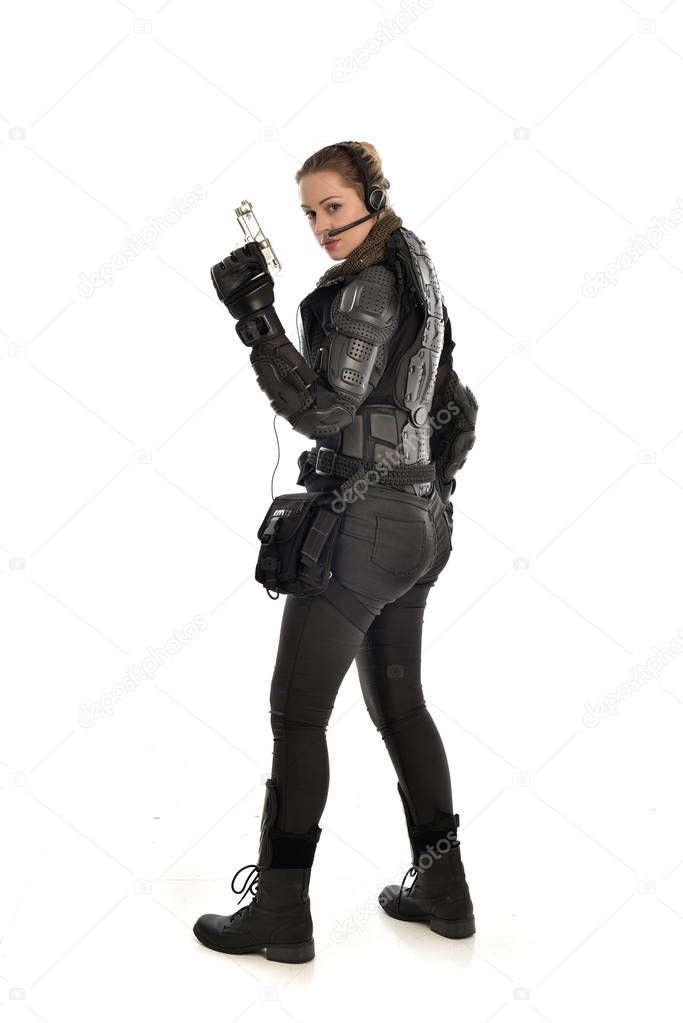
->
[248,329,358,437]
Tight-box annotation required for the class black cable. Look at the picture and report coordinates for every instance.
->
[270,412,281,501]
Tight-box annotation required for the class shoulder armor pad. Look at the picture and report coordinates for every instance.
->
[330,264,400,346]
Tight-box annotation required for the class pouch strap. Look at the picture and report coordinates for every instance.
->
[324,575,377,631]
[300,508,339,565]
[261,514,281,545]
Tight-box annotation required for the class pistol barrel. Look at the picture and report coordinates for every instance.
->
[234,199,282,273]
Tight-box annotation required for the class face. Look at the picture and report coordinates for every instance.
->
[299,170,383,261]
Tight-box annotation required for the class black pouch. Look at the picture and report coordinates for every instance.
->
[255,490,344,599]
[430,368,479,496]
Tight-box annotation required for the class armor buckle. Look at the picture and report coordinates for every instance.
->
[315,446,337,475]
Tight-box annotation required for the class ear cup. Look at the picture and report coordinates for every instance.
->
[368,185,386,211]
[337,140,387,214]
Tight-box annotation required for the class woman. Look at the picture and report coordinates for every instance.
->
[194,141,478,962]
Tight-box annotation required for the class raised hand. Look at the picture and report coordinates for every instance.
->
[210,242,274,321]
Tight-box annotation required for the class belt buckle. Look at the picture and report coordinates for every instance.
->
[315,446,336,475]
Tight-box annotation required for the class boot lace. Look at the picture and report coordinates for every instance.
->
[229,863,261,919]
[396,864,418,912]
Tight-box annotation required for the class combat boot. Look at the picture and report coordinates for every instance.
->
[379,781,476,939]
[193,777,321,962]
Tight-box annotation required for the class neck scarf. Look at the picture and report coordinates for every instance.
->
[315,208,403,288]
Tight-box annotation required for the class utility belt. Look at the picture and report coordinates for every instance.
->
[301,445,436,486]
[254,448,436,601]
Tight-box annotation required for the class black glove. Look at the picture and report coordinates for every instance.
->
[210,242,274,321]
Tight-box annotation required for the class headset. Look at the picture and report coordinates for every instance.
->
[327,141,390,237]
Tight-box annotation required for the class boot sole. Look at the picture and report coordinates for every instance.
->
[381,902,476,939]
[193,924,315,963]
[430,914,476,939]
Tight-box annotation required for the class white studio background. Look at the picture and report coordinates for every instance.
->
[1,0,682,1019]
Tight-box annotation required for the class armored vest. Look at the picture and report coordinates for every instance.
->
[296,227,447,496]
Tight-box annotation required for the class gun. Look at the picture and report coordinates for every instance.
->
[234,199,282,274]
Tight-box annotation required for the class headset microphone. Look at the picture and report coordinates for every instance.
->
[327,211,376,237]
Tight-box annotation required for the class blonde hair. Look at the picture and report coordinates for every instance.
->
[295,140,391,209]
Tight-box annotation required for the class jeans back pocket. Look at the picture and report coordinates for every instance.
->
[370,515,428,576]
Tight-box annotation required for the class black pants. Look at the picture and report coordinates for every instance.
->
[268,481,455,834]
